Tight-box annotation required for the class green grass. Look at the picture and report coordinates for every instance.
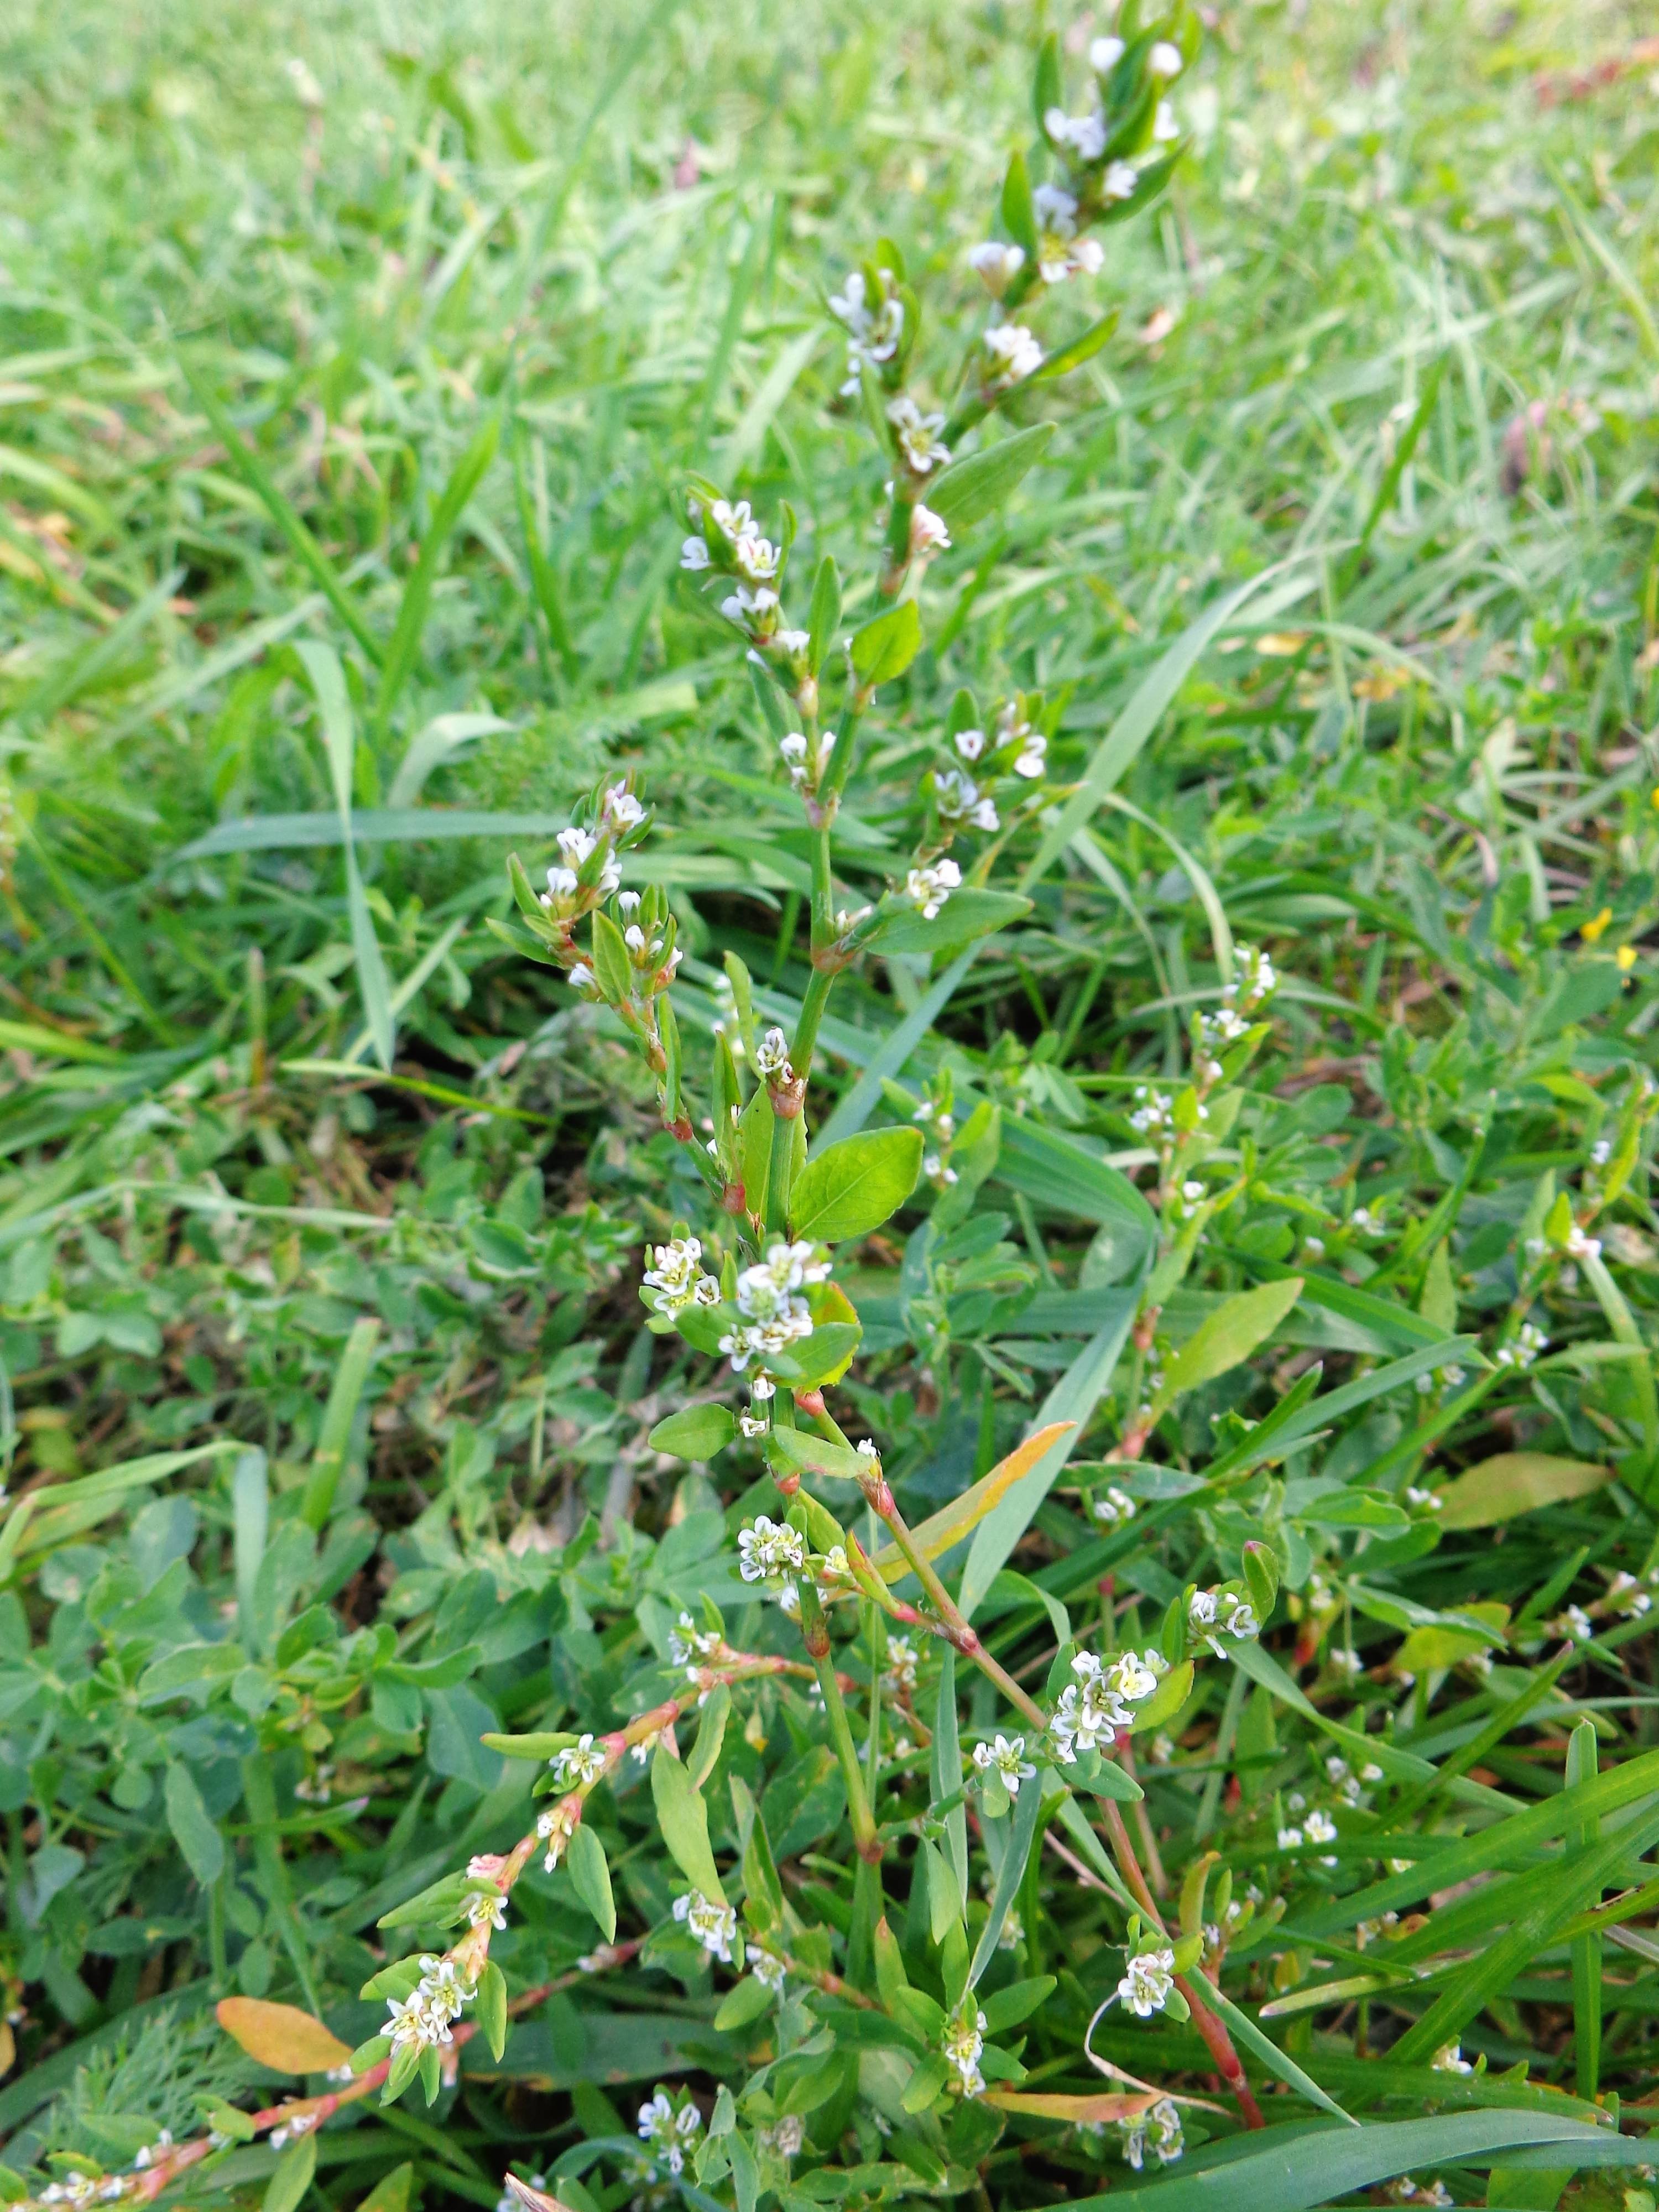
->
[2,0,1659,2205]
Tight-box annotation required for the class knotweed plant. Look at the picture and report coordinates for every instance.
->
[10,3,1659,2211]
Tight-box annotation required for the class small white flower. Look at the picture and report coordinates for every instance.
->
[1148,40,1183,79]
[967,241,1025,295]
[1117,1947,1175,2018]
[779,730,808,763]
[679,533,710,571]
[466,1888,508,1932]
[1565,1225,1601,1261]
[972,1733,1037,1796]
[549,1733,608,1792]
[942,2005,988,2095]
[887,395,951,473]
[1152,100,1180,143]
[1303,1808,1337,1845]
[1093,1485,1137,1527]
[1277,1825,1304,1851]
[909,503,951,555]
[737,1515,808,1584]
[904,859,961,919]
[1432,2041,1474,2075]
[954,727,985,762]
[536,1802,575,1870]
[674,1887,738,1963]
[983,323,1044,385]
[1561,1604,1594,1644]
[1090,35,1125,71]
[754,1025,792,1078]
[747,1941,787,1991]
[1102,159,1140,202]
[1033,181,1079,237]
[604,785,645,828]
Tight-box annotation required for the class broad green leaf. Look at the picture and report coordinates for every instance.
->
[648,1404,737,1462]
[862,889,1032,957]
[164,1763,225,1888]
[566,1824,617,1942]
[774,1318,863,1391]
[1435,1453,1613,1530]
[849,601,922,687]
[216,1997,351,2073]
[765,1426,869,1483]
[591,909,634,1003]
[980,1976,1056,2034]
[1160,1278,1304,1400]
[925,425,1054,532]
[713,1976,773,2031]
[651,1745,726,1903]
[791,1127,923,1243]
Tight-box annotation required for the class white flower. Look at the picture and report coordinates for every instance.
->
[887,396,950,473]
[972,1733,1036,1796]
[732,530,779,583]
[1102,159,1140,202]
[1303,1808,1337,1845]
[674,1887,738,1963]
[680,534,710,571]
[1152,100,1180,143]
[668,1610,722,1668]
[1219,1592,1259,1641]
[904,859,961,919]
[1104,1647,1164,1703]
[536,1802,575,1870]
[1432,2041,1474,2075]
[467,1888,508,1932]
[747,1941,787,1991]
[933,766,999,832]
[829,268,904,392]
[642,1235,718,1317]
[774,625,810,659]
[909,503,951,555]
[1495,1321,1548,1369]
[1093,1485,1137,1527]
[1149,40,1183,79]
[1089,35,1125,72]
[983,323,1044,385]
[884,1636,919,1691]
[779,730,808,763]
[549,1733,608,1792]
[1561,1604,1594,1644]
[738,1515,808,1583]
[721,581,779,630]
[967,241,1025,295]
[1349,1206,1380,1234]
[1044,108,1107,161]
[1565,1225,1601,1261]
[1277,1825,1303,1850]
[942,2005,988,2095]
[1122,2097,1185,2169]
[754,1025,792,1077]
[1012,730,1047,778]
[604,785,644,829]
[557,825,598,868]
[1118,1947,1175,2017]
[1033,181,1079,237]
[954,727,985,762]
[1405,1485,1443,1511]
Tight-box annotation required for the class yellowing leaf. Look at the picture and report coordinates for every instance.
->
[1161,1278,1303,1401]
[870,1423,1075,1580]
[215,1996,351,2073]
[985,2089,1164,2124]
[1436,1453,1613,1530]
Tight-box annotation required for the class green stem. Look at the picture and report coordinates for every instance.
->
[797,1584,880,1863]
[792,967,834,1086]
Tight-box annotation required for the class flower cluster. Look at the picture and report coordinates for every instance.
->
[385,1954,476,2052]
[1117,1944,1176,2018]
[719,1240,828,1379]
[1494,1320,1548,1369]
[1120,2096,1185,2169]
[930,700,1049,846]
[830,267,905,395]
[548,1733,608,1792]
[942,2004,988,2096]
[1187,1586,1260,1658]
[1050,1646,1166,1763]
[1093,1484,1138,1527]
[1222,942,1277,1013]
[637,2089,704,2177]
[737,1514,808,1590]
[673,1887,739,1963]
[668,1610,724,1671]
[642,1235,721,1318]
[912,1082,961,1188]
[1277,1806,1339,1864]
[680,492,809,670]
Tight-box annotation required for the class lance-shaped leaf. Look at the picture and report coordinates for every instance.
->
[849,600,922,687]
[1434,1452,1613,1530]
[1157,1277,1305,1402]
[925,425,1054,533]
[566,1824,617,1942]
[649,1404,737,1462]
[766,1426,870,1484]
[862,890,1032,957]
[651,1745,726,1903]
[870,1422,1075,1579]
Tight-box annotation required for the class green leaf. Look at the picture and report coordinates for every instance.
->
[1000,149,1039,257]
[1129,1660,1193,1736]
[1032,309,1121,383]
[688,1682,731,1788]
[863,889,1032,957]
[591,909,633,1003]
[1419,1239,1457,1332]
[765,1426,869,1483]
[477,1960,508,2063]
[713,1976,773,2031]
[566,1824,617,1941]
[807,554,841,676]
[296,641,396,1072]
[1435,1453,1614,1530]
[849,600,922,688]
[262,2133,317,2212]
[374,413,500,743]
[900,2053,950,2115]
[649,1404,737,1461]
[925,425,1054,533]
[1160,1277,1304,1400]
[163,1764,225,1887]
[791,1128,924,1242]
[980,1976,1055,2034]
[651,1745,726,1903]
[969,1780,1042,1986]
[775,1319,863,1391]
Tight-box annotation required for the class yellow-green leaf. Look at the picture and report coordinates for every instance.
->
[1435,1454,1613,1530]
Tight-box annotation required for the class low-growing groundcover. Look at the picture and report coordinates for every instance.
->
[2,0,1659,2208]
